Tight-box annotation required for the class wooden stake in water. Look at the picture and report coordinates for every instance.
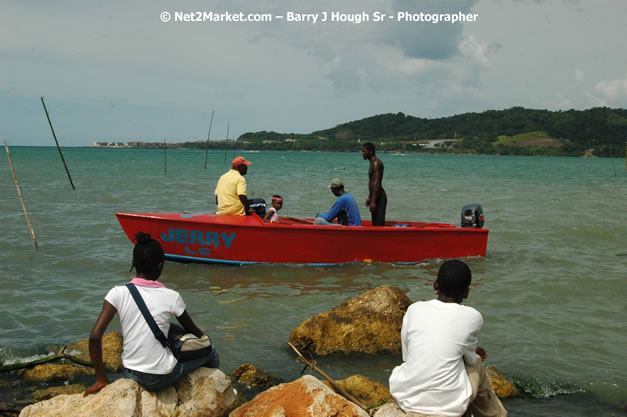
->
[3,141,39,252]
[164,139,167,175]
[610,144,617,176]
[40,96,76,190]
[204,109,215,169]
[231,127,236,159]
[223,121,230,167]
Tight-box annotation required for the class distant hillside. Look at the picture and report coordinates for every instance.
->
[149,107,627,157]
[310,107,626,152]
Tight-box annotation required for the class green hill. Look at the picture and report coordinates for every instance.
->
[165,107,627,157]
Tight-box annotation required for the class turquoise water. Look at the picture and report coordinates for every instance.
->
[1,147,626,416]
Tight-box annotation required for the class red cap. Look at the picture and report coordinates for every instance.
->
[232,156,252,166]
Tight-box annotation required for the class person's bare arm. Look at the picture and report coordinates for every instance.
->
[239,195,251,215]
[176,310,204,338]
[84,301,117,396]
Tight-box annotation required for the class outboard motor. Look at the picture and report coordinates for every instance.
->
[249,198,267,218]
[461,204,484,228]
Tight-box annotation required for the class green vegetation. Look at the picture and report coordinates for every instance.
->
[130,107,627,157]
[493,131,565,147]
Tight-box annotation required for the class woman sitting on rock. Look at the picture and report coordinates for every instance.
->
[84,232,219,395]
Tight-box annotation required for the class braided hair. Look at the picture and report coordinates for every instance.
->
[132,232,165,280]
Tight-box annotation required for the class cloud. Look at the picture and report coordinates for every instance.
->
[575,69,584,82]
[458,35,495,68]
[384,0,480,60]
[595,74,627,100]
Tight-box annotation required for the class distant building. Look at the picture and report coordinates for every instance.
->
[92,141,127,148]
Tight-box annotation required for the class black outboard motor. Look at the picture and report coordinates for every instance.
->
[461,204,484,228]
[249,198,267,218]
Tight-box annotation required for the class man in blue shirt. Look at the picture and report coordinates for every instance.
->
[314,178,363,226]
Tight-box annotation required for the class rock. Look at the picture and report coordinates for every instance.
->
[373,402,419,417]
[63,332,123,372]
[231,363,278,391]
[32,384,86,402]
[18,368,238,417]
[22,364,94,382]
[173,367,238,416]
[322,375,391,409]
[486,366,519,398]
[229,374,369,417]
[289,285,411,355]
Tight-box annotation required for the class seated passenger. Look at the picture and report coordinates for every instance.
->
[314,178,362,226]
[263,195,313,224]
[263,195,283,223]
[84,232,219,396]
[214,156,252,216]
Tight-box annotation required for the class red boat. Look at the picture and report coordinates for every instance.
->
[115,211,488,265]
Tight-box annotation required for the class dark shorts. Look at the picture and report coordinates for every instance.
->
[371,188,387,226]
[124,346,219,392]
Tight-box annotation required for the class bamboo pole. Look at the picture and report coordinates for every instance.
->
[224,121,230,167]
[164,139,167,175]
[232,129,236,159]
[204,109,215,169]
[288,342,367,411]
[3,141,39,251]
[40,96,76,190]
[609,145,617,176]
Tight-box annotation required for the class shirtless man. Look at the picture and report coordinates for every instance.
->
[361,142,387,226]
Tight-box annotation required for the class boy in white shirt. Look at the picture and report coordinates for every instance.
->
[388,260,507,417]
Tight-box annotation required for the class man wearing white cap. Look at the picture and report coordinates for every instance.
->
[214,156,252,216]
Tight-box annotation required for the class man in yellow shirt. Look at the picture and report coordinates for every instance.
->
[214,156,252,216]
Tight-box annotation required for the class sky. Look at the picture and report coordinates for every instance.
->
[1,0,626,146]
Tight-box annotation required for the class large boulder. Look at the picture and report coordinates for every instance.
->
[322,375,391,409]
[486,366,519,398]
[31,384,86,402]
[229,374,369,417]
[19,368,237,417]
[22,364,94,382]
[289,285,410,355]
[63,332,123,372]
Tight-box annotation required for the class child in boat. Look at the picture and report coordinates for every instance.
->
[263,195,283,223]
[263,195,313,224]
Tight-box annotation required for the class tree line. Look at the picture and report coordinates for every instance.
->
[135,107,627,157]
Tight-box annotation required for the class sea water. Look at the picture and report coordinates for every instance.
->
[1,147,626,416]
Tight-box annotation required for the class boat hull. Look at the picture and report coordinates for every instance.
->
[115,213,488,265]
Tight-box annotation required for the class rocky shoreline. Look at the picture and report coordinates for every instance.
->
[3,285,519,417]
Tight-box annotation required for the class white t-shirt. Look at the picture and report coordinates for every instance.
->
[389,299,483,417]
[105,285,186,374]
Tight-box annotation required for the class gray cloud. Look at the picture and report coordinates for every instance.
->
[384,0,480,60]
